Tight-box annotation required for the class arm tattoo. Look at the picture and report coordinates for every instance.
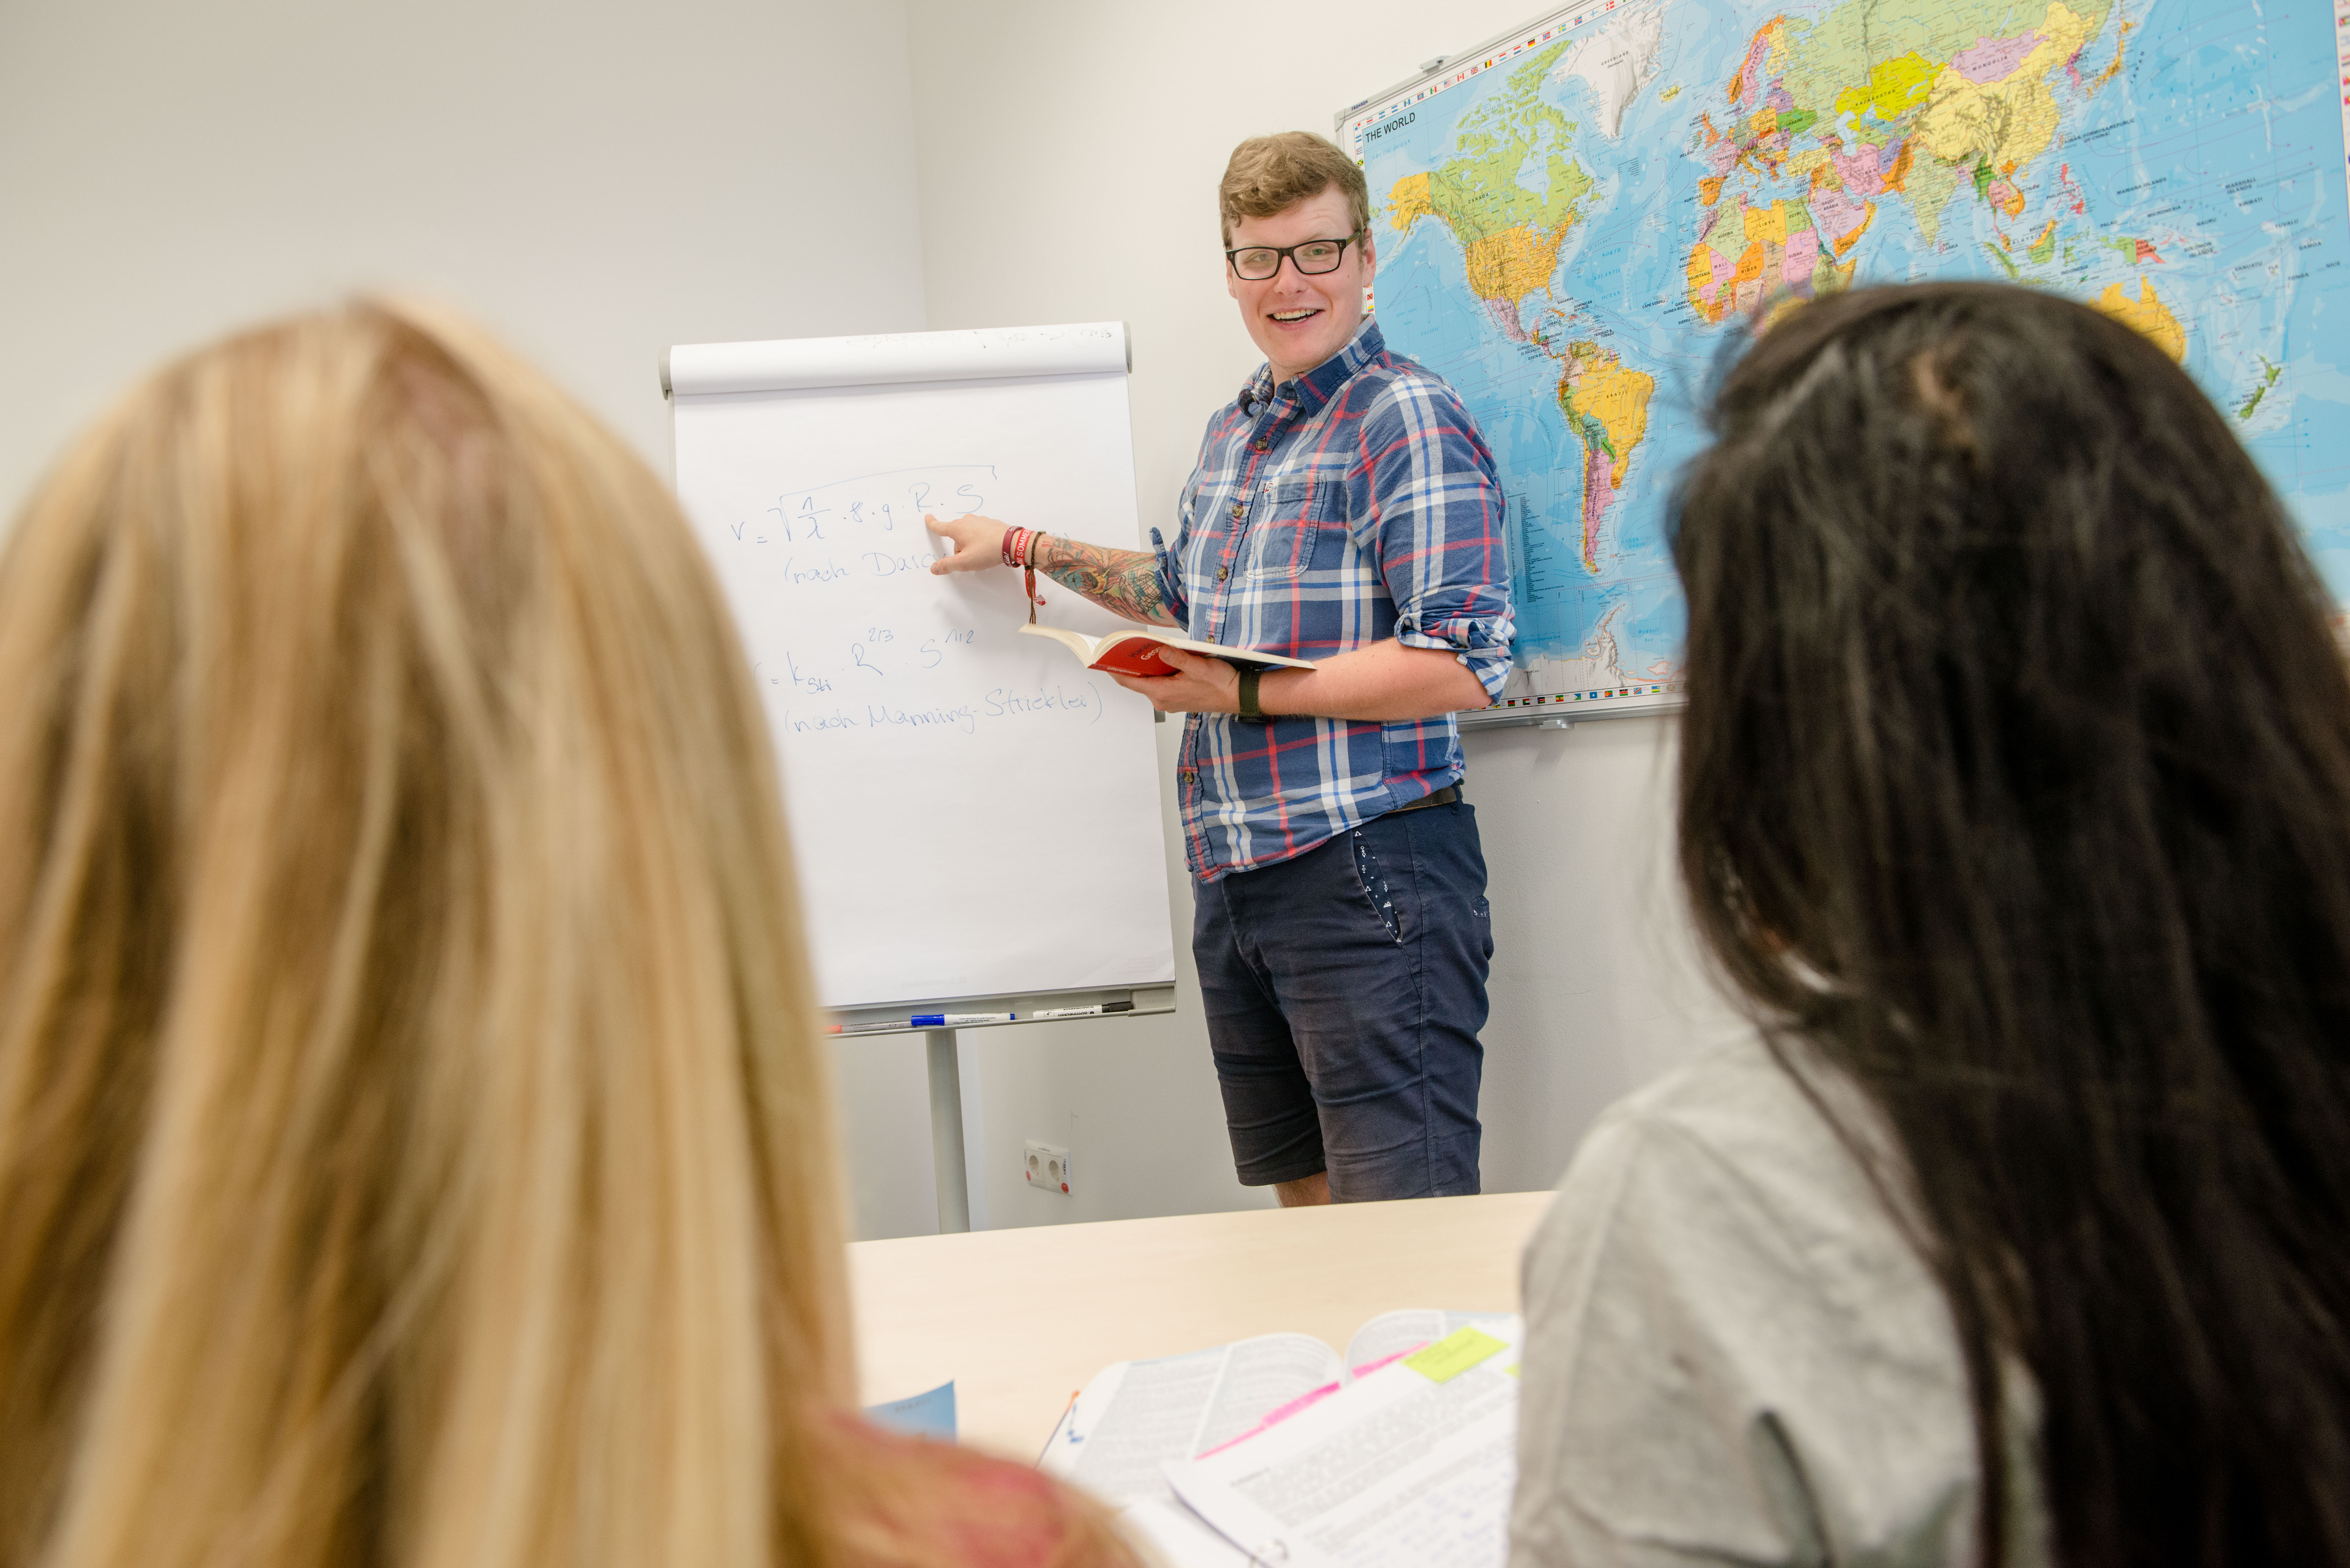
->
[1037,535,1177,626]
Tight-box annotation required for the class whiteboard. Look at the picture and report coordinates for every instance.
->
[668,323,1176,1010]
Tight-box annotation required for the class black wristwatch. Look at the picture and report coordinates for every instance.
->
[1237,665,1269,724]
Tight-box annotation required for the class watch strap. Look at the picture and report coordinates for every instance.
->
[1237,664,1266,723]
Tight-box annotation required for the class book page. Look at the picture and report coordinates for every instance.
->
[1126,630,1316,670]
[1044,1334,1344,1506]
[1163,1325,1522,1568]
[1016,622,1103,665]
[1343,1310,1521,1376]
[1195,1333,1349,1453]
[1022,621,1319,673]
[1117,1498,1255,1567]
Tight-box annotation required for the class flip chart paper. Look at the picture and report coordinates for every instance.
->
[669,321,1127,396]
[670,323,1175,1009]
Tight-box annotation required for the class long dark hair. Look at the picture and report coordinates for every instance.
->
[1672,281,2350,1566]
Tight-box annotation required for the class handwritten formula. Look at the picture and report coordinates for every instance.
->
[725,463,990,570]
[665,325,1173,1006]
[726,463,1109,743]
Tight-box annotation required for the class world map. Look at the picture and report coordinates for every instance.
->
[1344,0,2350,709]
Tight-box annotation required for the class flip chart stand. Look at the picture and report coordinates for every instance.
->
[837,984,1179,1233]
[924,1029,968,1234]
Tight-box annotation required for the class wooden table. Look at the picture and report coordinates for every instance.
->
[848,1190,1554,1458]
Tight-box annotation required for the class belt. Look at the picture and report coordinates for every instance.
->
[1388,783,1462,816]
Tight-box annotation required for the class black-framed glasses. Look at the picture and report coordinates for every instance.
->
[1224,233,1364,281]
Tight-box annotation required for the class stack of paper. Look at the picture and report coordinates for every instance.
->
[1041,1312,1522,1567]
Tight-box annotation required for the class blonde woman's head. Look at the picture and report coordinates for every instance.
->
[0,303,851,1568]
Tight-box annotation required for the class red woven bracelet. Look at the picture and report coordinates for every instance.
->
[1000,527,1023,568]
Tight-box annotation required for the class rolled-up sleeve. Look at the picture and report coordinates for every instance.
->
[1358,377,1516,700]
[1150,525,1187,625]
[1153,467,1206,626]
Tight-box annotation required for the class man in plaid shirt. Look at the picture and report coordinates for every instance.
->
[930,132,1512,1203]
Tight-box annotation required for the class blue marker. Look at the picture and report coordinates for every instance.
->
[910,1012,1017,1027]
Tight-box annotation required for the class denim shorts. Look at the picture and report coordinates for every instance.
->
[1191,797,1493,1201]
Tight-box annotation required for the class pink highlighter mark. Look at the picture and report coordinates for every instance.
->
[1191,1345,1434,1459]
[1952,30,2040,83]
[1194,1382,1340,1458]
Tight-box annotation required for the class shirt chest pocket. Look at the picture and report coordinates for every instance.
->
[1243,480,1350,581]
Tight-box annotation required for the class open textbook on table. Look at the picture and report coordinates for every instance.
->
[1041,1311,1520,1568]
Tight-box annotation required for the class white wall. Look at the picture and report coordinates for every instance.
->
[850,0,1748,1241]
[0,0,955,1240]
[0,0,1744,1245]
[0,0,930,514]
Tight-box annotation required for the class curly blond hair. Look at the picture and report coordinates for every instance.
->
[1218,131,1369,244]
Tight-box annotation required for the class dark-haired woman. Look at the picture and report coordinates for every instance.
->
[1508,282,2350,1568]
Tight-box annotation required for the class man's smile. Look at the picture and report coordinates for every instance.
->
[1225,186,1368,384]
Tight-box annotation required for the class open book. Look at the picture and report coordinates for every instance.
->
[1162,1320,1524,1568]
[1019,622,1317,677]
[1041,1311,1518,1567]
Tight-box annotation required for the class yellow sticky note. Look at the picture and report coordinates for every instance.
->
[1404,1326,1507,1383]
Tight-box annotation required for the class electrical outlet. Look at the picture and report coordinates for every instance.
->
[1023,1139,1072,1196]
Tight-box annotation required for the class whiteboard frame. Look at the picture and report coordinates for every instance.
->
[833,985,1178,1236]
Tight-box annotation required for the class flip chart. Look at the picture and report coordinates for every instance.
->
[668,323,1175,1009]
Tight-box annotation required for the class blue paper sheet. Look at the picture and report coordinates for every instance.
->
[864,1378,957,1441]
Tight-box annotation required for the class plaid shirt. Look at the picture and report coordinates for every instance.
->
[1152,320,1513,881]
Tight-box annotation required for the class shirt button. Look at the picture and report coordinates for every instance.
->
[1229,501,1245,520]
[1180,769,1198,785]
[1252,439,1270,453]
[1216,565,1229,581]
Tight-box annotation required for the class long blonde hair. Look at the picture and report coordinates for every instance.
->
[0,302,857,1567]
